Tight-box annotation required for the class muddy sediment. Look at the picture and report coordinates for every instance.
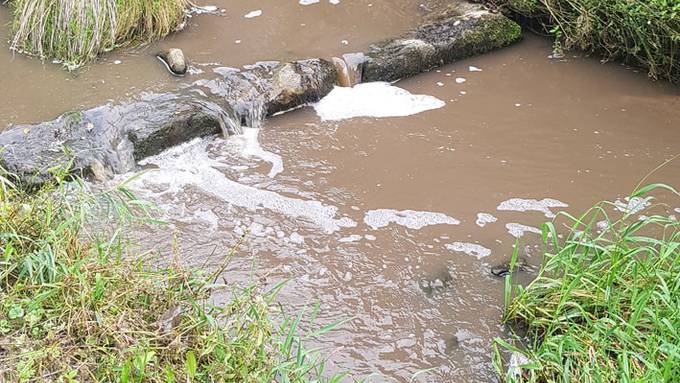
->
[0,1,520,184]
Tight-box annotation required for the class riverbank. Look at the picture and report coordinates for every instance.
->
[0,169,345,381]
[490,0,680,83]
[495,184,680,382]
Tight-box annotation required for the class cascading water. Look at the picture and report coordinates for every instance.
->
[332,53,367,87]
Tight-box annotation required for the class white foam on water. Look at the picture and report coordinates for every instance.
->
[299,0,319,4]
[127,138,356,234]
[339,234,363,243]
[614,196,651,215]
[475,212,497,227]
[497,198,568,218]
[227,127,284,177]
[189,5,219,15]
[244,10,262,18]
[506,223,542,238]
[468,66,482,72]
[193,209,220,232]
[364,209,460,230]
[455,77,467,84]
[446,242,491,259]
[314,82,445,121]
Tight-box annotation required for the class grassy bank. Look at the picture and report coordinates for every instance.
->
[491,0,680,83]
[494,184,680,382]
[0,170,345,382]
[9,0,189,68]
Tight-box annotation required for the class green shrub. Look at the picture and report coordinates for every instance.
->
[495,0,680,83]
[494,184,680,382]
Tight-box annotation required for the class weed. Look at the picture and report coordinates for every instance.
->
[0,168,348,382]
[494,183,680,382]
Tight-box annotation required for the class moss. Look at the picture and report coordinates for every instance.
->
[457,15,523,56]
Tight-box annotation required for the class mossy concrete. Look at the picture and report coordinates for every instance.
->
[362,1,521,82]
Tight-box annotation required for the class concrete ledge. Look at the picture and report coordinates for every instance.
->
[0,1,521,185]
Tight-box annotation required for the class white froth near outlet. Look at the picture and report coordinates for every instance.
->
[339,234,363,243]
[497,198,568,218]
[299,0,320,4]
[314,82,445,121]
[364,209,460,230]
[228,127,284,177]
[506,223,541,238]
[475,212,497,227]
[446,242,491,259]
[127,138,356,233]
[614,196,651,214]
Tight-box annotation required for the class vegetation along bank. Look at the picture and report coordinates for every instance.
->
[488,0,680,83]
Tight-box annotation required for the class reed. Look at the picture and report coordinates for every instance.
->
[9,0,190,69]
[494,183,680,382]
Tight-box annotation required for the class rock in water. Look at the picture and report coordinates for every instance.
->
[159,48,187,75]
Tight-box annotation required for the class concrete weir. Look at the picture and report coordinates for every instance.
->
[0,2,521,184]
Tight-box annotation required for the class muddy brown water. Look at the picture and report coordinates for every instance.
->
[109,36,679,382]
[4,2,680,382]
[0,0,427,128]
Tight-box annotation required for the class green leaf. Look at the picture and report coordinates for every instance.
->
[186,350,197,380]
[8,305,25,320]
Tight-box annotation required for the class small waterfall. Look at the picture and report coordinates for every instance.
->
[231,98,268,133]
[188,96,244,137]
[332,53,367,87]
[332,57,352,87]
[342,52,366,86]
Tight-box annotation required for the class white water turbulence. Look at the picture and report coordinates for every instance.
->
[120,138,356,234]
[364,209,460,230]
[314,82,445,121]
[228,127,284,178]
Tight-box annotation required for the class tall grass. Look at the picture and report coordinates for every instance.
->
[0,168,348,382]
[494,183,680,382]
[9,0,190,69]
[493,0,680,83]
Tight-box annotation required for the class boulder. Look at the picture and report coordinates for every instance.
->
[159,48,188,75]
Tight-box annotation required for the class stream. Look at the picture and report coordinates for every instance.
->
[3,1,680,382]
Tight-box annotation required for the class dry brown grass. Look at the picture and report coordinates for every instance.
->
[9,0,190,69]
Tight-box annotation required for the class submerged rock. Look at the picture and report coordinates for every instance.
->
[159,48,188,75]
[490,257,532,277]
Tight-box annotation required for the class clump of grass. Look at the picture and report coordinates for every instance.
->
[9,0,190,69]
[0,169,347,382]
[494,183,680,382]
[491,0,680,83]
